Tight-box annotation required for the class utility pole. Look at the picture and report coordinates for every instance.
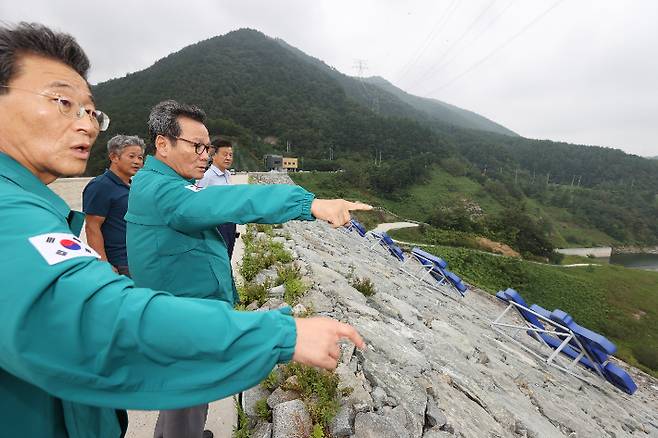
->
[353,59,368,77]
[570,175,575,187]
[515,168,519,184]
[354,59,379,114]
[546,172,550,185]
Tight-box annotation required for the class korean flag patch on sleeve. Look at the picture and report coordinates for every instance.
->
[29,233,101,265]
[184,184,205,192]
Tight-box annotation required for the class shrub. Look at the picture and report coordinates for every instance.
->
[240,234,292,281]
[284,277,309,305]
[310,424,325,438]
[255,398,272,422]
[261,370,280,391]
[276,264,301,285]
[238,280,270,306]
[351,277,375,297]
[280,363,340,430]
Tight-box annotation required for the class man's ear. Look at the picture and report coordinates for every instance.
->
[109,152,119,164]
[154,135,169,158]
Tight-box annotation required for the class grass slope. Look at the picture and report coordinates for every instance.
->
[291,169,619,247]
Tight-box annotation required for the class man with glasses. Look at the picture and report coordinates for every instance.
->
[0,22,366,438]
[127,100,372,438]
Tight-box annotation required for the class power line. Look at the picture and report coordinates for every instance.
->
[423,0,566,95]
[410,0,499,87]
[415,0,517,93]
[354,59,380,114]
[393,0,460,83]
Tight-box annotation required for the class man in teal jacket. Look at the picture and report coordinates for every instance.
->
[0,22,365,438]
[127,100,365,437]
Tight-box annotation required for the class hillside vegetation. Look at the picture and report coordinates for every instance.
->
[90,28,658,247]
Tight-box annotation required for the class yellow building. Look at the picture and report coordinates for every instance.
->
[282,157,298,172]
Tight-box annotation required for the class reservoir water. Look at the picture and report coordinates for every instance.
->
[608,253,658,271]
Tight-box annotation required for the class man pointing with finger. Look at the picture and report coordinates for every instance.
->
[126,99,372,438]
[0,22,367,438]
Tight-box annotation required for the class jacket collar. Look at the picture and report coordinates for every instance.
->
[143,155,194,183]
[0,151,70,218]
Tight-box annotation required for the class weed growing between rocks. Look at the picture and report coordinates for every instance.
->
[261,369,280,391]
[237,279,271,306]
[233,396,250,438]
[284,278,309,305]
[276,264,309,305]
[275,264,301,285]
[310,423,325,438]
[240,224,293,281]
[255,398,272,422]
[280,363,340,433]
[351,276,376,297]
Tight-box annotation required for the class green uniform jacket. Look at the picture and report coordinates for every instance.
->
[126,156,315,303]
[0,152,307,438]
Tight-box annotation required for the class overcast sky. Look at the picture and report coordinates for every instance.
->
[2,0,656,157]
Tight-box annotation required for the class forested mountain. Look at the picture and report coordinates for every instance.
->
[89,28,658,246]
[274,39,516,136]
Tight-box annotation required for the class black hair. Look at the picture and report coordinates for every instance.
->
[0,22,89,93]
[147,100,207,145]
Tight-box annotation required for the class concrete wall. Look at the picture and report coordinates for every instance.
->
[556,246,612,257]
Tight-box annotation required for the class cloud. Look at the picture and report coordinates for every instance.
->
[2,0,656,156]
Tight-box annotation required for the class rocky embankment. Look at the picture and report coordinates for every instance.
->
[243,173,658,438]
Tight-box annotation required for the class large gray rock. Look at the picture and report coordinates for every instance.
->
[330,404,354,437]
[266,387,299,408]
[391,405,424,438]
[299,288,334,314]
[243,384,271,418]
[425,397,447,429]
[254,267,278,285]
[267,284,286,299]
[252,421,272,438]
[353,412,410,438]
[335,363,374,410]
[259,297,285,310]
[371,386,387,409]
[272,399,312,438]
[422,428,453,438]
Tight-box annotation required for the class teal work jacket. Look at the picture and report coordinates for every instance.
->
[0,152,301,438]
[126,156,315,303]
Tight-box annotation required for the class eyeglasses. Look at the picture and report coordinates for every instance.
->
[0,85,110,131]
[172,136,217,155]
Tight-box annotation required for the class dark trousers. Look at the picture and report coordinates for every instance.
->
[153,404,209,438]
[217,223,237,259]
[113,266,130,438]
